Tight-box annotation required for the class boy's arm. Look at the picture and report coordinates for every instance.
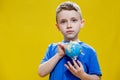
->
[65,60,101,80]
[38,43,65,77]
[38,53,62,77]
[79,73,101,80]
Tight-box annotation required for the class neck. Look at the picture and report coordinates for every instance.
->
[64,38,80,42]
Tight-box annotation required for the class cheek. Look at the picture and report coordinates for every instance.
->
[76,28,80,32]
[74,26,80,33]
[75,24,81,30]
[59,26,66,33]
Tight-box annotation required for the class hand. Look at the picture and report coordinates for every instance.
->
[64,60,85,79]
[57,43,65,58]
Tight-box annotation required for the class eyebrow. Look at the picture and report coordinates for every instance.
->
[60,17,78,20]
[59,19,67,22]
[71,17,78,19]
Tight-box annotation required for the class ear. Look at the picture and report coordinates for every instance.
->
[55,23,60,30]
[80,19,85,28]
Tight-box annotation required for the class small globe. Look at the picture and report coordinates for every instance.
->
[65,41,82,60]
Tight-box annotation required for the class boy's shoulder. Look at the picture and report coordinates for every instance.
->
[48,42,58,47]
[81,42,95,50]
[47,42,59,51]
[81,42,97,55]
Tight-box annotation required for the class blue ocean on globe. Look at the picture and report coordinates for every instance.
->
[65,41,82,60]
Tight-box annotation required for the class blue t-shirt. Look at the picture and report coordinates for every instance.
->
[42,41,102,80]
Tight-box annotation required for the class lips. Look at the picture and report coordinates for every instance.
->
[66,30,74,34]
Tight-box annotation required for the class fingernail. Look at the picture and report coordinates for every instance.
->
[67,61,69,63]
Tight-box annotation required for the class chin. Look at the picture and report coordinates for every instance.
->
[66,36,76,40]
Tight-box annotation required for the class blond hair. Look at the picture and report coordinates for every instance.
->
[56,1,82,22]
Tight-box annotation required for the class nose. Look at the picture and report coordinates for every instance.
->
[67,21,72,29]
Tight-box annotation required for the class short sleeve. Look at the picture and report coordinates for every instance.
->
[88,49,102,76]
[41,44,53,63]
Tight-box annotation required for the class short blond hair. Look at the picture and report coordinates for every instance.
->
[56,1,82,22]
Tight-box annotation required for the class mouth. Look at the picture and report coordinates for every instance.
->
[66,30,74,34]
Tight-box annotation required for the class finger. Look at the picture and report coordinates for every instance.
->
[64,63,76,73]
[64,64,70,70]
[73,60,80,70]
[64,43,68,49]
[77,60,83,68]
[58,43,65,50]
[67,61,77,72]
[58,42,64,46]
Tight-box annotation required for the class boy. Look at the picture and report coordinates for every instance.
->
[38,1,102,80]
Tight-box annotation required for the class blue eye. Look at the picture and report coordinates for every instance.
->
[61,20,66,24]
[72,19,77,22]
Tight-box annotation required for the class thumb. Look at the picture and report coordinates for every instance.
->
[58,43,65,50]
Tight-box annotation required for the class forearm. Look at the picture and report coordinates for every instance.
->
[38,53,62,77]
[80,73,101,80]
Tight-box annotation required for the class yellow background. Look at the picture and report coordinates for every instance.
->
[0,0,120,80]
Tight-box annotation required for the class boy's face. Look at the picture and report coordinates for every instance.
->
[56,10,84,41]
